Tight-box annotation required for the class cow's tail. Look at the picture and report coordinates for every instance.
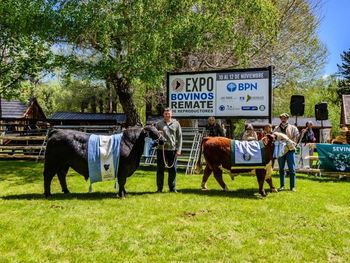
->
[195,137,209,174]
[44,129,60,157]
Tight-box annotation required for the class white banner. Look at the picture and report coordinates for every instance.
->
[167,68,271,118]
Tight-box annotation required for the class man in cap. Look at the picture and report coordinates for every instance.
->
[273,112,300,192]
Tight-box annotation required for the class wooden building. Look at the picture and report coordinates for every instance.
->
[0,97,47,134]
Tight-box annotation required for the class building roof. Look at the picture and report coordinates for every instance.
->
[49,111,127,123]
[246,117,332,128]
[0,99,28,118]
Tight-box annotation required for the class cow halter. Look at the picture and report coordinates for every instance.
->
[153,134,163,145]
[161,145,176,168]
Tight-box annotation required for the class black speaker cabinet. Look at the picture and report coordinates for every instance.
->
[290,95,305,116]
[315,102,328,120]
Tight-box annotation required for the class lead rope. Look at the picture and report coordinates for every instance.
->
[297,129,306,146]
[162,144,176,168]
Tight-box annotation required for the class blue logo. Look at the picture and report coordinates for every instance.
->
[241,106,258,111]
[227,83,237,92]
[227,82,258,92]
[219,105,225,111]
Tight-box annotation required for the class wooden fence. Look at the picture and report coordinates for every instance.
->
[0,134,47,160]
[0,124,120,160]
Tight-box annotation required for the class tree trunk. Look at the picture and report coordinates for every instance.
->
[111,76,142,127]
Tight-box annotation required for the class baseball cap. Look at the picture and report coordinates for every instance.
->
[279,113,289,118]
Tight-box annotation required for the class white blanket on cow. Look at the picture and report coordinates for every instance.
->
[88,133,122,191]
[231,140,265,167]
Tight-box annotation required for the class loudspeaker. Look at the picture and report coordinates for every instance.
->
[315,102,328,120]
[290,95,305,116]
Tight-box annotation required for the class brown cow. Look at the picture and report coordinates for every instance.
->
[196,134,277,197]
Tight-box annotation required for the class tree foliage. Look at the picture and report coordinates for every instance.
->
[0,0,52,99]
[337,48,350,96]
[1,0,328,126]
[175,0,326,85]
[267,0,327,85]
[24,0,280,125]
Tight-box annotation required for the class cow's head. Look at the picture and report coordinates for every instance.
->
[262,133,276,145]
[143,125,166,145]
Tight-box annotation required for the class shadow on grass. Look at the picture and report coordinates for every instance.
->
[1,192,115,200]
[0,160,43,185]
[1,190,162,200]
[179,188,273,199]
[272,173,350,184]
[298,175,350,183]
[1,188,271,200]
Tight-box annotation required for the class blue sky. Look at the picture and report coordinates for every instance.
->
[318,0,350,75]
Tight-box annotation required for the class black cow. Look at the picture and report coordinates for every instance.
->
[43,126,165,198]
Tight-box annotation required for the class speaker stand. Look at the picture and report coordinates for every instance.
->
[294,115,298,127]
[320,120,324,143]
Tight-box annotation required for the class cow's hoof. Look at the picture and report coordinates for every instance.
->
[223,185,229,192]
[63,190,70,194]
[229,174,235,180]
[270,188,278,193]
[44,193,52,198]
[259,192,267,197]
[201,182,208,190]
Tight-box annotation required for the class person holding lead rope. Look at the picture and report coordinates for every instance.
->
[155,107,182,193]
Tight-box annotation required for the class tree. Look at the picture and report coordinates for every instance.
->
[337,49,350,96]
[0,1,52,98]
[176,0,326,85]
[251,0,327,86]
[2,0,327,126]
[29,0,279,126]
[0,0,52,117]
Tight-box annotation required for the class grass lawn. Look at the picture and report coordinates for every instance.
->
[0,160,349,262]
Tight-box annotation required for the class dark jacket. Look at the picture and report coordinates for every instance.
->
[302,128,316,143]
[206,123,224,137]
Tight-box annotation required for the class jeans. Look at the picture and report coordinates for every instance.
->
[156,149,177,191]
[278,150,296,189]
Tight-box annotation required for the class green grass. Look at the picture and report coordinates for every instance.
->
[0,160,349,262]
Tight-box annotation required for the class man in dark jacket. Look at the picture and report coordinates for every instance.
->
[205,117,225,137]
[301,121,316,143]
[201,116,224,190]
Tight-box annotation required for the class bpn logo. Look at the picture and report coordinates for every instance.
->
[219,105,225,111]
[227,82,258,92]
[227,83,237,92]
